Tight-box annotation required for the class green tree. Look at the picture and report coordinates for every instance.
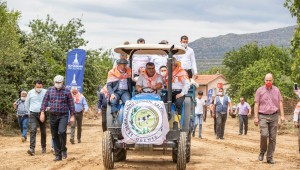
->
[0,2,23,117]
[20,15,88,87]
[84,49,113,105]
[223,43,293,104]
[285,0,300,83]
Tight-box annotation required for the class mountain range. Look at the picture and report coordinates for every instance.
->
[189,25,296,71]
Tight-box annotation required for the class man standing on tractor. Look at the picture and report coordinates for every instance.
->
[107,59,132,119]
[162,57,190,116]
[136,62,163,94]
[175,35,197,79]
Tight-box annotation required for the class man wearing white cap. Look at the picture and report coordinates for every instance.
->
[40,75,75,161]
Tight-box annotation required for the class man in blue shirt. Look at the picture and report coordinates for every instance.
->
[25,80,47,156]
[13,91,29,142]
[70,87,89,144]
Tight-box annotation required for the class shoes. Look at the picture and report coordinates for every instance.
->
[21,137,26,142]
[198,136,202,139]
[78,139,81,143]
[220,137,224,140]
[216,136,220,139]
[238,133,242,135]
[258,153,264,161]
[192,132,195,137]
[42,148,46,154]
[267,159,275,164]
[62,151,67,159]
[70,138,75,144]
[53,156,62,161]
[27,149,35,156]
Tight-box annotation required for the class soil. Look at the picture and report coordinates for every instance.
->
[0,114,299,170]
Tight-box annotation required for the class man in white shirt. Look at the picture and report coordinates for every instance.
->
[192,91,206,138]
[150,40,168,73]
[132,38,150,77]
[175,35,197,78]
[136,62,163,95]
[162,57,190,116]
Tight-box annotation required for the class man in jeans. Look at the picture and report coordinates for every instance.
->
[235,97,251,135]
[254,73,285,164]
[13,91,29,142]
[192,91,206,138]
[25,80,47,156]
[40,75,75,161]
[70,86,89,144]
[213,88,233,140]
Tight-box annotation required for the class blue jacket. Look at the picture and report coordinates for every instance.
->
[215,96,229,113]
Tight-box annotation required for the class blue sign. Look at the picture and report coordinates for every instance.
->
[207,89,214,105]
[65,49,86,93]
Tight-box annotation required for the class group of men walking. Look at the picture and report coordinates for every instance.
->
[14,75,88,161]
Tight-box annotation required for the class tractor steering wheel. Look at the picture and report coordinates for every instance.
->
[141,87,156,93]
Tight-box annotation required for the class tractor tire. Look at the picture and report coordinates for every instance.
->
[102,131,114,169]
[186,132,191,163]
[177,132,187,170]
[172,147,177,163]
[114,148,127,162]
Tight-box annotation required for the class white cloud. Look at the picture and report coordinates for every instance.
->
[6,0,296,51]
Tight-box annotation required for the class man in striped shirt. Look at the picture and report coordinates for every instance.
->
[40,75,75,161]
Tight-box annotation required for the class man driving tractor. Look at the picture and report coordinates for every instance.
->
[136,62,163,94]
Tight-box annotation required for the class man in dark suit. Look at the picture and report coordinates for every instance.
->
[106,59,132,118]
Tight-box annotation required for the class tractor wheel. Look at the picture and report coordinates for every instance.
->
[102,131,114,169]
[177,132,187,170]
[114,148,127,162]
[172,147,177,163]
[186,132,191,163]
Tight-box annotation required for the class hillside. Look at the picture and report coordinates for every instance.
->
[189,25,296,71]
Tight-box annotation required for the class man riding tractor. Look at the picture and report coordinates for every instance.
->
[136,62,163,95]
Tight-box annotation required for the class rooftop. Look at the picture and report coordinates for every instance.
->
[194,74,225,85]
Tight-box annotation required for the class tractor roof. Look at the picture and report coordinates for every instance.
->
[114,44,186,56]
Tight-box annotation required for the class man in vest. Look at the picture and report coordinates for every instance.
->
[213,88,233,139]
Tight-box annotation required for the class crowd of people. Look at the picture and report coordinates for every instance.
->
[14,76,89,161]
[13,35,300,165]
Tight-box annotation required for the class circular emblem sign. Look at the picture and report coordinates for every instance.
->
[122,100,164,143]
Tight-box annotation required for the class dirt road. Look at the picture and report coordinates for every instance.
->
[0,115,299,170]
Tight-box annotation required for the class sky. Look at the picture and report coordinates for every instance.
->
[6,0,296,51]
